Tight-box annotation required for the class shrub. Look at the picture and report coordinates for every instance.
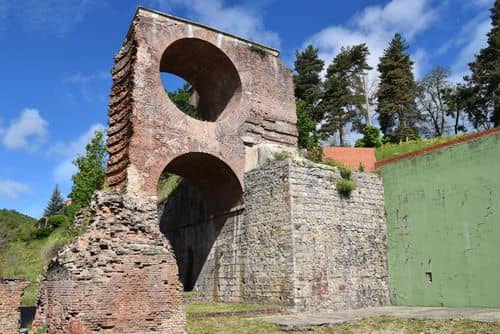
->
[358,163,365,172]
[33,227,54,239]
[47,215,68,228]
[272,151,291,161]
[336,179,357,197]
[357,125,382,148]
[339,167,352,180]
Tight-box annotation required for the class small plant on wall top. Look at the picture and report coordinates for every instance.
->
[249,44,267,57]
[336,165,357,198]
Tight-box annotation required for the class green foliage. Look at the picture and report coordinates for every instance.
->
[358,163,365,172]
[322,158,348,169]
[271,151,292,161]
[355,125,382,148]
[47,214,69,228]
[69,130,107,210]
[293,44,325,118]
[249,44,267,56]
[296,100,317,149]
[0,210,77,305]
[319,44,372,145]
[336,179,357,197]
[167,83,200,119]
[375,134,465,161]
[339,167,352,180]
[44,185,64,217]
[63,202,82,220]
[157,173,182,204]
[457,1,500,129]
[376,33,420,142]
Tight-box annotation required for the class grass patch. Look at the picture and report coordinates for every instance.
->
[157,174,181,204]
[271,151,292,162]
[0,216,77,306]
[188,317,281,334]
[186,302,279,314]
[336,179,357,197]
[376,135,465,161]
[188,315,500,334]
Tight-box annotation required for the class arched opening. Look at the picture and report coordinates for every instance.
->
[159,38,242,121]
[157,153,243,291]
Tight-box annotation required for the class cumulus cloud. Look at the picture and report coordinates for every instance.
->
[149,0,280,48]
[449,16,491,82]
[0,0,98,36]
[0,180,31,200]
[306,0,437,80]
[1,108,48,151]
[52,123,105,184]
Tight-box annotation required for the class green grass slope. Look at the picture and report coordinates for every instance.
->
[0,209,76,305]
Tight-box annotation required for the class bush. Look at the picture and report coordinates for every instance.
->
[357,125,382,148]
[339,167,352,180]
[32,227,54,239]
[358,163,365,172]
[336,179,357,197]
[47,215,68,228]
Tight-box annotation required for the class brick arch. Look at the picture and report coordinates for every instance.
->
[159,152,243,212]
[160,37,242,122]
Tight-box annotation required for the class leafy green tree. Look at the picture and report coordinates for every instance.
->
[293,44,325,120]
[459,1,500,129]
[43,185,64,217]
[168,83,200,119]
[355,125,382,148]
[319,44,371,145]
[296,100,317,149]
[69,130,106,210]
[376,33,420,142]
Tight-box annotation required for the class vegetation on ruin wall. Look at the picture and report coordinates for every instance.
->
[0,210,77,305]
[375,134,465,161]
[187,315,500,334]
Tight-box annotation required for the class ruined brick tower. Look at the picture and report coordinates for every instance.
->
[106,7,298,208]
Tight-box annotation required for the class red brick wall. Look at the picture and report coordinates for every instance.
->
[323,147,376,172]
[0,278,29,334]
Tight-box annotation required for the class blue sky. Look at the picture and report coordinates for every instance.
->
[0,0,494,218]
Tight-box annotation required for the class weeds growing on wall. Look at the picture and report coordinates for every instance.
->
[336,179,357,197]
[271,151,292,162]
[249,44,267,57]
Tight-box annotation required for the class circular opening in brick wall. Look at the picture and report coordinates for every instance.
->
[157,152,243,291]
[160,38,242,122]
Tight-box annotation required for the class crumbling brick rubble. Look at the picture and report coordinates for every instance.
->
[32,192,185,334]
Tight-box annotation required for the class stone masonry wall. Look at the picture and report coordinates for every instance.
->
[33,192,185,334]
[289,160,389,311]
[0,278,29,334]
[240,161,295,305]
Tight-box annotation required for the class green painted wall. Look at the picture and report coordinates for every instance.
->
[381,133,500,307]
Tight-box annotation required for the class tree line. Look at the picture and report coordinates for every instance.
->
[294,1,500,150]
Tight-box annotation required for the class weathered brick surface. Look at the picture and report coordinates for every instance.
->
[0,278,29,334]
[33,192,185,333]
[106,7,297,197]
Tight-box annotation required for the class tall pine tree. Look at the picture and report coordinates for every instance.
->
[320,44,371,146]
[459,0,500,129]
[293,45,325,148]
[44,185,64,217]
[376,33,419,142]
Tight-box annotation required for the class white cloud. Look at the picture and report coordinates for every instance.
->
[1,108,48,151]
[149,0,280,48]
[0,180,30,200]
[52,123,105,184]
[306,0,437,81]
[0,0,98,36]
[450,17,491,83]
[64,71,110,102]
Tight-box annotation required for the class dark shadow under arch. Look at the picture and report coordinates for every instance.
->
[157,152,243,291]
